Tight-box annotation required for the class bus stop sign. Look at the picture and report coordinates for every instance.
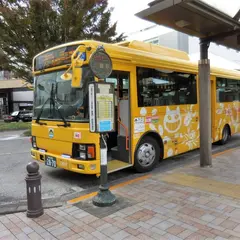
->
[89,46,112,79]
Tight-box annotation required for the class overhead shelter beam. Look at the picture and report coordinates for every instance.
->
[203,29,240,43]
[234,9,240,21]
[136,0,240,51]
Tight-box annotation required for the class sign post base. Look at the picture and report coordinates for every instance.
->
[92,185,116,207]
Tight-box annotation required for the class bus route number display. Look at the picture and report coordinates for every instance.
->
[89,82,115,133]
[34,45,79,71]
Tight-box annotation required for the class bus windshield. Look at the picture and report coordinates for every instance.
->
[33,66,94,122]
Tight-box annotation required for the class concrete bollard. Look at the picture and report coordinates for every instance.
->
[25,162,44,218]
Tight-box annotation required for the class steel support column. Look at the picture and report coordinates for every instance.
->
[199,39,212,167]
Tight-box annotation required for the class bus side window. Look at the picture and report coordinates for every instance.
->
[137,67,197,107]
[216,77,240,103]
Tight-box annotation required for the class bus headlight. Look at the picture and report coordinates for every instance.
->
[73,143,95,160]
[90,164,96,170]
[77,164,85,169]
[32,136,37,149]
[80,152,86,159]
[79,145,86,151]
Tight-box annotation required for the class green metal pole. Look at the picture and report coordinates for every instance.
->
[92,134,116,207]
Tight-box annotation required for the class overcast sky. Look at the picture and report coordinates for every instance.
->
[108,0,240,37]
[108,0,152,36]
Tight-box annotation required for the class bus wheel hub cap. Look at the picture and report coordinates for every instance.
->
[137,143,156,166]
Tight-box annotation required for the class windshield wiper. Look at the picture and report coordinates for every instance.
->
[36,82,70,127]
[56,108,71,127]
[35,97,70,127]
[53,99,71,127]
[35,97,49,125]
[51,84,71,127]
[36,83,55,124]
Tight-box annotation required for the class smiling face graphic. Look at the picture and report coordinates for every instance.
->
[164,106,182,133]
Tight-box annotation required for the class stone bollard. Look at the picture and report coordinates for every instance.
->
[25,162,44,218]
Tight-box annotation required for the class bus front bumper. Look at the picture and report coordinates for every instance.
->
[31,149,100,175]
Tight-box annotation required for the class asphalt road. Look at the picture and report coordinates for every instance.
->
[0,130,240,209]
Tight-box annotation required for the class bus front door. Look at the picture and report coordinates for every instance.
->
[105,71,132,173]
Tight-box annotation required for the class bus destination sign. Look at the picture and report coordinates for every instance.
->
[34,45,79,71]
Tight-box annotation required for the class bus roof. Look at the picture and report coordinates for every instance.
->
[33,39,189,61]
[115,40,190,61]
[33,40,240,79]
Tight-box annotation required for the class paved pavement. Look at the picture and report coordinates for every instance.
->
[0,130,136,210]
[1,131,240,214]
[0,147,240,239]
[0,131,84,209]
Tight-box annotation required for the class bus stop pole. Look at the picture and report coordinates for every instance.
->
[92,134,116,207]
[199,39,212,167]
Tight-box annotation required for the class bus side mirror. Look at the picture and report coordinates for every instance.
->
[71,59,83,88]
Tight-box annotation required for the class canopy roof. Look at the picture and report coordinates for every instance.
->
[136,0,240,51]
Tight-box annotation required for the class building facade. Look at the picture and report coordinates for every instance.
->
[128,26,240,70]
[0,73,33,118]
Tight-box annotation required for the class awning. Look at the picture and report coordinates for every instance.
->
[0,79,32,90]
[136,0,240,51]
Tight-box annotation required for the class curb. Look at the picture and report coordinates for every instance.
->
[0,172,149,215]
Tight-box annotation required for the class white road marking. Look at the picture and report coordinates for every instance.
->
[0,135,18,141]
[0,135,29,141]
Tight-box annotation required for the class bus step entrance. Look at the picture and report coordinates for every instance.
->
[107,160,132,174]
[111,136,129,163]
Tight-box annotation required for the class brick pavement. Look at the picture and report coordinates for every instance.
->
[0,149,240,240]
[173,148,240,185]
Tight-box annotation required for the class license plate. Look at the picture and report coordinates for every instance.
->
[45,156,57,168]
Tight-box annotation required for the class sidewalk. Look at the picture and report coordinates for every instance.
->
[0,148,240,240]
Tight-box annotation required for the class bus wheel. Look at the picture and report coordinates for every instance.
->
[134,136,160,173]
[220,125,230,145]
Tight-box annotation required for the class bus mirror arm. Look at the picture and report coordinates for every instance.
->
[60,45,88,87]
[71,45,87,88]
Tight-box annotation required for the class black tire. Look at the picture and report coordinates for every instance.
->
[219,125,230,145]
[134,136,160,173]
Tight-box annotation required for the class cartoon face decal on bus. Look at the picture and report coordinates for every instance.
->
[158,125,164,135]
[184,105,196,127]
[164,106,182,133]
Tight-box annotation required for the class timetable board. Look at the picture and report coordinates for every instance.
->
[89,82,115,133]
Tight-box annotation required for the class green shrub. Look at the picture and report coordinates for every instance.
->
[0,122,31,132]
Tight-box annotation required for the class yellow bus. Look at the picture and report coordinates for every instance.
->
[31,40,240,176]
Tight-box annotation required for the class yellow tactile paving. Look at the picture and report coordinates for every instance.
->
[68,174,151,204]
[161,173,240,199]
